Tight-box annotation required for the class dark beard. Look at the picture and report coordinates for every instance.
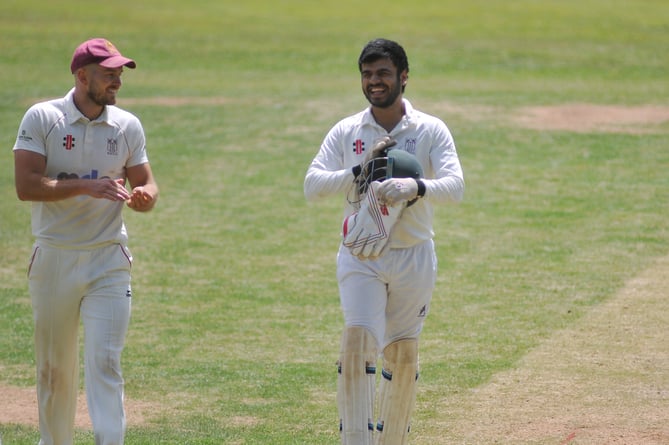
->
[363,76,402,108]
[87,86,115,107]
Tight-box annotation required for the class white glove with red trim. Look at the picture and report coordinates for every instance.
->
[376,177,419,207]
[342,181,406,260]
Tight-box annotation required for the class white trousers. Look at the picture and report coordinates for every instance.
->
[336,239,437,350]
[28,243,132,445]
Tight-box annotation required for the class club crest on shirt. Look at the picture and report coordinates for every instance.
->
[404,138,416,155]
[107,138,118,156]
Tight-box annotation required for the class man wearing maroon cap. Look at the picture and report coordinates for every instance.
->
[70,38,137,74]
[13,38,159,445]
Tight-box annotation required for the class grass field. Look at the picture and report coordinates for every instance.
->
[1,0,668,443]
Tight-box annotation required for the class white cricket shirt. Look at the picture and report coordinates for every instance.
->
[304,99,464,248]
[13,88,149,249]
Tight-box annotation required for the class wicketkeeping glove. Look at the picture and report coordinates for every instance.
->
[376,177,419,207]
[351,136,397,203]
[363,136,396,166]
[342,181,406,260]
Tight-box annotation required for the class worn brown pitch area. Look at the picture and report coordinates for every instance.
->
[432,254,669,445]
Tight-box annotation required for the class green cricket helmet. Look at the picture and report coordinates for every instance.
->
[357,148,424,205]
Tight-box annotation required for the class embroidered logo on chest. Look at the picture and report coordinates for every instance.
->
[404,138,417,155]
[63,135,75,150]
[107,138,119,156]
[353,139,365,155]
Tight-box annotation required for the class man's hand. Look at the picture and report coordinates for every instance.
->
[125,163,159,212]
[126,186,158,212]
[87,178,131,201]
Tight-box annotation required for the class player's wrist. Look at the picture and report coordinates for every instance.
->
[414,178,426,198]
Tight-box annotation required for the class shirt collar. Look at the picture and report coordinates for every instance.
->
[360,98,416,131]
[64,88,110,125]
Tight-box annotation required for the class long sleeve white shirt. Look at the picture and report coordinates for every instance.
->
[304,99,464,248]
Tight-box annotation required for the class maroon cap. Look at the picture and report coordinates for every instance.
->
[70,38,136,74]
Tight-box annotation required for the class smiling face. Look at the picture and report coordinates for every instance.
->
[84,64,124,107]
[360,57,407,109]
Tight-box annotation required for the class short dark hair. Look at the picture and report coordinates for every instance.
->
[358,38,409,74]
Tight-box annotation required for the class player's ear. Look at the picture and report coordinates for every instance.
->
[74,66,89,85]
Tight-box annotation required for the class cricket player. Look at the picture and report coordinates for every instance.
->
[304,38,464,444]
[13,38,159,445]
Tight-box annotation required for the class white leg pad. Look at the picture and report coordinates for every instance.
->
[337,326,378,445]
[375,338,419,445]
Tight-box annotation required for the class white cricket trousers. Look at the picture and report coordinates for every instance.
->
[336,239,437,351]
[28,243,133,445]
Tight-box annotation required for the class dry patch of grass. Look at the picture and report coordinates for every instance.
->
[514,104,669,134]
[0,385,156,429]
[428,102,669,134]
[436,255,669,444]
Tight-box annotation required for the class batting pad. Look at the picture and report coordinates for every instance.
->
[375,338,419,445]
[342,181,405,260]
[337,326,378,445]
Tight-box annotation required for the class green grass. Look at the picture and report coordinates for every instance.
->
[1,0,669,443]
